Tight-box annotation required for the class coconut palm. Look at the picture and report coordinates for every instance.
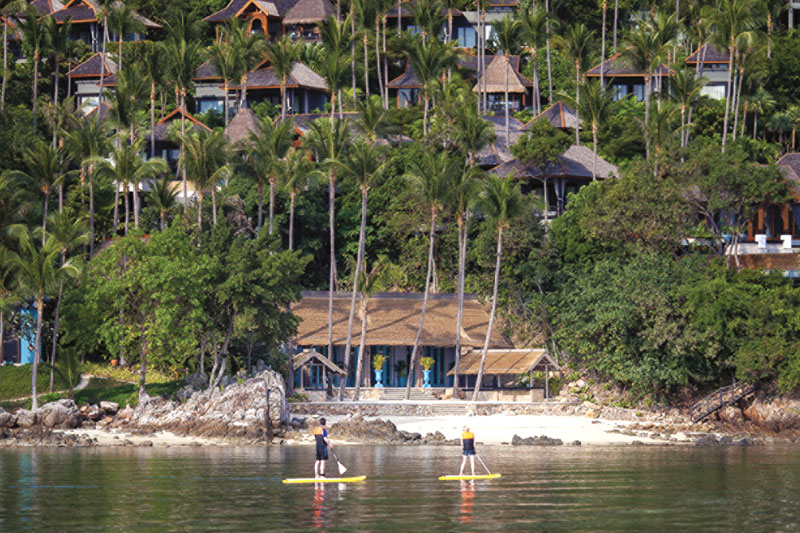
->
[247,116,294,233]
[768,112,793,150]
[225,16,263,108]
[454,107,495,167]
[0,246,20,368]
[179,129,231,231]
[147,175,179,230]
[318,14,353,116]
[406,36,457,136]
[471,175,523,401]
[265,35,303,119]
[569,80,614,180]
[94,0,114,105]
[317,47,350,124]
[18,6,45,128]
[333,140,386,402]
[207,42,239,129]
[45,211,89,392]
[517,5,551,115]
[0,173,29,247]
[667,64,708,148]
[354,94,397,143]
[7,224,80,410]
[4,141,67,243]
[405,150,458,398]
[749,87,774,139]
[306,117,350,395]
[142,41,167,158]
[281,148,319,251]
[91,141,167,235]
[107,2,145,73]
[556,23,594,145]
[0,0,24,111]
[410,0,444,42]
[787,105,800,152]
[352,0,376,98]
[43,15,72,134]
[706,0,759,152]
[491,14,520,147]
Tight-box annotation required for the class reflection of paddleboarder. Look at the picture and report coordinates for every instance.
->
[312,483,326,529]
[460,480,475,524]
[313,418,334,478]
[459,426,476,476]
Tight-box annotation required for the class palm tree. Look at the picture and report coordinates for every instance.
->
[492,14,520,147]
[306,118,350,397]
[265,35,303,119]
[667,65,708,148]
[556,23,594,145]
[0,0,24,112]
[334,140,386,402]
[707,0,759,152]
[45,211,89,392]
[567,80,614,180]
[43,15,72,134]
[0,246,20,368]
[4,142,66,242]
[179,129,231,231]
[353,0,376,98]
[406,36,456,136]
[405,150,458,399]
[143,41,167,158]
[226,16,263,109]
[410,0,444,42]
[768,112,793,150]
[207,42,239,129]
[7,224,80,410]
[354,94,397,143]
[95,0,114,106]
[749,87,774,139]
[247,116,294,234]
[517,5,550,115]
[107,2,145,73]
[612,0,619,53]
[471,175,523,401]
[318,14,353,116]
[787,105,800,151]
[0,173,29,247]
[147,175,179,230]
[91,141,167,235]
[281,148,318,250]
[18,6,45,128]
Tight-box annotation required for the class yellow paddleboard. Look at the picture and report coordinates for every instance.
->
[282,475,367,484]
[439,474,502,481]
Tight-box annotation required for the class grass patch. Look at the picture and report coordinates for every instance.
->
[80,362,175,384]
[0,365,70,401]
[72,378,184,408]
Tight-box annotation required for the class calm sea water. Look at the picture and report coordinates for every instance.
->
[0,444,798,531]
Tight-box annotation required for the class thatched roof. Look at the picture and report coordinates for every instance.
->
[293,291,512,348]
[778,153,800,200]
[67,52,115,78]
[194,61,222,81]
[449,349,559,375]
[491,145,618,180]
[387,63,423,89]
[205,0,298,21]
[283,0,334,24]
[459,54,520,76]
[472,55,533,94]
[225,107,261,145]
[521,101,578,131]
[153,109,211,142]
[52,0,160,27]
[31,0,64,15]
[586,53,671,78]
[237,62,328,91]
[686,43,729,64]
[294,350,346,374]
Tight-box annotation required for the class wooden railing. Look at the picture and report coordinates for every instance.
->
[689,380,756,423]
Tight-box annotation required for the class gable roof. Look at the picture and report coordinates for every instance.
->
[205,0,297,21]
[450,348,559,375]
[491,144,618,180]
[294,291,512,348]
[778,152,800,201]
[283,0,335,24]
[521,101,578,131]
[237,61,328,91]
[31,0,65,15]
[472,55,533,94]
[294,350,347,374]
[194,61,222,81]
[66,52,116,78]
[52,0,160,27]
[153,109,211,141]
[686,43,730,64]
[387,62,423,89]
[225,107,261,145]
[585,52,671,78]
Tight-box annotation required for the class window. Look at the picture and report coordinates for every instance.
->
[700,85,726,100]
[455,26,477,48]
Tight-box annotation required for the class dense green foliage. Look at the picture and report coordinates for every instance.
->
[0,364,69,401]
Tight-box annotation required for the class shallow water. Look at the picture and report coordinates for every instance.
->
[0,444,799,531]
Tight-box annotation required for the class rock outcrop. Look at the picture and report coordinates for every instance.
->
[743,398,800,432]
[511,434,564,446]
[39,400,82,429]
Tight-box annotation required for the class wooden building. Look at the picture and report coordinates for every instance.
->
[585,53,671,102]
[204,0,335,42]
[50,0,160,52]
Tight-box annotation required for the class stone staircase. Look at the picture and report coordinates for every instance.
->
[426,403,472,416]
[378,388,438,401]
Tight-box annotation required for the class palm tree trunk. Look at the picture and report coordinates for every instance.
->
[600,2,607,87]
[613,0,619,53]
[1,20,7,112]
[41,192,48,246]
[423,94,429,136]
[280,78,286,119]
[123,184,129,235]
[741,100,748,139]
[160,209,166,230]
[289,191,296,250]
[49,278,63,393]
[575,60,580,145]
[353,297,368,399]
[223,81,230,127]
[363,34,370,98]
[98,18,108,105]
[645,74,651,158]
[753,109,758,140]
[471,226,502,401]
[681,104,686,149]
[732,67,743,141]
[181,90,187,202]
[31,295,44,411]
[721,42,735,153]
[592,124,598,180]
[52,61,60,148]
[375,18,384,102]
[211,187,217,226]
[504,55,510,146]
[32,49,39,129]
[481,7,487,111]
[328,169,336,395]
[89,168,95,255]
[150,83,156,159]
[405,207,436,399]
[453,211,469,397]
[257,182,264,232]
[351,10,357,105]
[533,48,540,115]
[268,178,276,234]
[546,0,553,103]
[340,187,368,402]
[197,191,203,231]
[383,16,389,109]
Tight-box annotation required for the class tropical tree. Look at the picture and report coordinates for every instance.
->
[334,140,386,402]
[667,65,708,148]
[107,1,145,73]
[142,41,168,158]
[454,107,495,166]
[147,175,179,230]
[7,224,80,410]
[0,0,24,111]
[281,147,318,251]
[0,246,19,368]
[768,112,793,150]
[227,17,264,109]
[18,6,45,128]
[265,35,303,119]
[410,0,444,42]
[491,14,520,147]
[354,94,397,143]
[569,80,614,179]
[207,41,240,128]
[517,5,550,115]
[317,47,350,124]
[405,150,458,398]
[307,118,350,396]
[318,14,353,117]
[556,23,594,145]
[43,14,72,131]
[247,116,294,234]
[406,36,457,136]
[787,105,800,152]
[95,0,114,105]
[749,87,774,139]
[179,129,231,230]
[471,175,523,401]
[45,211,88,392]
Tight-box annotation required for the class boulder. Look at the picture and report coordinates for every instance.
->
[100,401,119,415]
[694,435,720,446]
[185,373,208,390]
[0,411,16,428]
[39,399,82,429]
[80,404,104,421]
[511,434,563,446]
[16,409,38,428]
[718,406,745,426]
[743,398,800,432]
[330,415,403,443]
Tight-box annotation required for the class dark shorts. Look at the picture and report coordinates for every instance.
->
[463,449,475,456]
[316,445,328,461]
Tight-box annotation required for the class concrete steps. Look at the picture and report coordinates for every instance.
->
[379,388,436,401]
[426,403,472,416]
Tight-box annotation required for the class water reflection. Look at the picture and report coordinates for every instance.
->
[459,480,475,525]
[311,483,327,529]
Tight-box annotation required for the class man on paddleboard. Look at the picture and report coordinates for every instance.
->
[313,418,334,478]
[459,426,476,476]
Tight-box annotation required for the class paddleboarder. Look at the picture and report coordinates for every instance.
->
[459,426,476,476]
[313,418,334,478]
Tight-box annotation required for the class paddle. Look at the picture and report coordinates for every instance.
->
[329,447,347,475]
[476,455,492,475]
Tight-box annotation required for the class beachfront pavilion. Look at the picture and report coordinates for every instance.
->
[450,348,561,401]
[292,291,514,392]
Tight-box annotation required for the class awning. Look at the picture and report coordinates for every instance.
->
[293,350,346,375]
[449,349,559,376]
